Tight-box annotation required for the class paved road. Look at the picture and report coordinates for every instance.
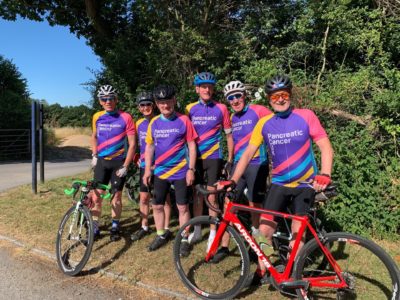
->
[0,160,91,192]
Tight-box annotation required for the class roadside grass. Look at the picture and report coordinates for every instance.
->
[53,127,92,139]
[0,172,399,299]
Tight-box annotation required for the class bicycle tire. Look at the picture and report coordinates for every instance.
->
[173,216,250,299]
[125,186,138,204]
[293,232,400,300]
[56,205,94,276]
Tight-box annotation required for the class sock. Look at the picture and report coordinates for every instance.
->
[157,229,166,237]
[164,227,169,231]
[112,219,120,229]
[142,225,149,231]
[194,225,201,237]
[93,221,100,234]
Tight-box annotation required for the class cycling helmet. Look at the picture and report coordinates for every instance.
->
[153,84,176,100]
[97,84,117,98]
[193,72,217,85]
[224,80,246,97]
[264,75,292,94]
[136,91,154,104]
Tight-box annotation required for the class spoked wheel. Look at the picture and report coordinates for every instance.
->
[294,232,400,300]
[173,216,250,299]
[56,205,94,276]
[125,186,138,204]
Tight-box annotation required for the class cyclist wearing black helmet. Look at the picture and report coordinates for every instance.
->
[218,75,334,281]
[130,91,172,242]
[186,72,234,250]
[91,84,136,242]
[143,85,197,254]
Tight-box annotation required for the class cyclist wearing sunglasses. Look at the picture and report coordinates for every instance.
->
[211,80,272,263]
[186,72,234,249]
[219,75,333,281]
[143,85,197,254]
[91,84,137,241]
[130,91,172,242]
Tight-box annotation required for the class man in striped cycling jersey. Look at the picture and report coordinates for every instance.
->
[220,75,334,281]
[186,72,234,249]
[91,85,136,242]
[143,85,197,255]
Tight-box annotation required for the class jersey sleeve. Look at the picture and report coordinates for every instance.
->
[298,109,327,142]
[145,119,155,145]
[183,115,198,142]
[216,103,232,132]
[121,111,136,136]
[91,111,102,135]
[249,118,266,147]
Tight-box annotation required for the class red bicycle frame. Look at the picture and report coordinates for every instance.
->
[205,201,349,290]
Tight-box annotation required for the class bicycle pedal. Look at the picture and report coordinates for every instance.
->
[279,280,309,290]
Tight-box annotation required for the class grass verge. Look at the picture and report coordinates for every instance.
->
[0,172,399,299]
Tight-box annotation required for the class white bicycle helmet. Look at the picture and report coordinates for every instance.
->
[223,80,246,97]
[97,85,118,98]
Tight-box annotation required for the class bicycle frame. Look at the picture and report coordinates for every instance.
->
[206,201,349,290]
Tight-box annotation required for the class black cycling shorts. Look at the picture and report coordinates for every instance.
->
[139,168,153,193]
[195,158,223,186]
[94,158,126,191]
[233,164,269,204]
[153,176,188,206]
[263,184,315,216]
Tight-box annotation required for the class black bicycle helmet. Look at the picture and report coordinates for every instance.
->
[265,75,292,94]
[136,91,154,104]
[153,84,176,100]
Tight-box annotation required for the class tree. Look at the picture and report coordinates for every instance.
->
[0,55,30,129]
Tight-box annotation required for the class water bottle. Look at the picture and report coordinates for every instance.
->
[251,227,274,256]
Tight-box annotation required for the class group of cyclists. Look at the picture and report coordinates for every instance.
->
[90,72,334,282]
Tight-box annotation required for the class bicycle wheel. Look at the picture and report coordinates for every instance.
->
[56,205,94,276]
[173,216,250,299]
[125,186,137,204]
[294,232,400,299]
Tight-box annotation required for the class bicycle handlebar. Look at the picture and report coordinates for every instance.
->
[64,180,112,199]
[195,185,224,214]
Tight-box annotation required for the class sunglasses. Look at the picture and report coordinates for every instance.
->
[100,96,116,102]
[270,91,290,102]
[227,93,244,101]
[139,103,153,107]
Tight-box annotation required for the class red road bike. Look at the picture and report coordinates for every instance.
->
[173,184,400,299]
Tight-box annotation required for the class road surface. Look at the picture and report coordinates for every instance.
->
[0,160,91,192]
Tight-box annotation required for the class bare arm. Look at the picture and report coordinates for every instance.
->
[123,135,136,168]
[91,132,98,155]
[186,140,197,186]
[226,132,234,162]
[315,137,334,176]
[143,143,155,186]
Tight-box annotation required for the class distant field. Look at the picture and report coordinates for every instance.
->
[53,127,92,139]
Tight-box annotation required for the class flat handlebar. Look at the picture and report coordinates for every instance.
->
[64,180,112,199]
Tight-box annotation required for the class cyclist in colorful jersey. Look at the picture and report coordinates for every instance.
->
[186,72,234,248]
[212,80,272,263]
[219,75,333,280]
[130,91,172,242]
[143,85,197,254]
[91,85,136,242]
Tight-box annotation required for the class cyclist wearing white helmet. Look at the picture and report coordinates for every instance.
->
[211,80,272,263]
[186,72,234,249]
[91,84,136,242]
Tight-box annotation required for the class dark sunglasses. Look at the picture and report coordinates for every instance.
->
[100,96,116,102]
[139,103,153,107]
[227,93,244,101]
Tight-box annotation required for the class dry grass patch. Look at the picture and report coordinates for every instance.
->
[53,127,92,139]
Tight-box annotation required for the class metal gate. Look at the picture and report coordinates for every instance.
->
[0,129,30,160]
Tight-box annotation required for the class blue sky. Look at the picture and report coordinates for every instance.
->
[0,18,103,107]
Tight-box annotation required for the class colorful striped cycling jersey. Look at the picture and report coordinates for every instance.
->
[92,110,135,160]
[249,108,328,188]
[186,100,231,160]
[136,117,151,168]
[146,112,198,181]
[231,104,272,165]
